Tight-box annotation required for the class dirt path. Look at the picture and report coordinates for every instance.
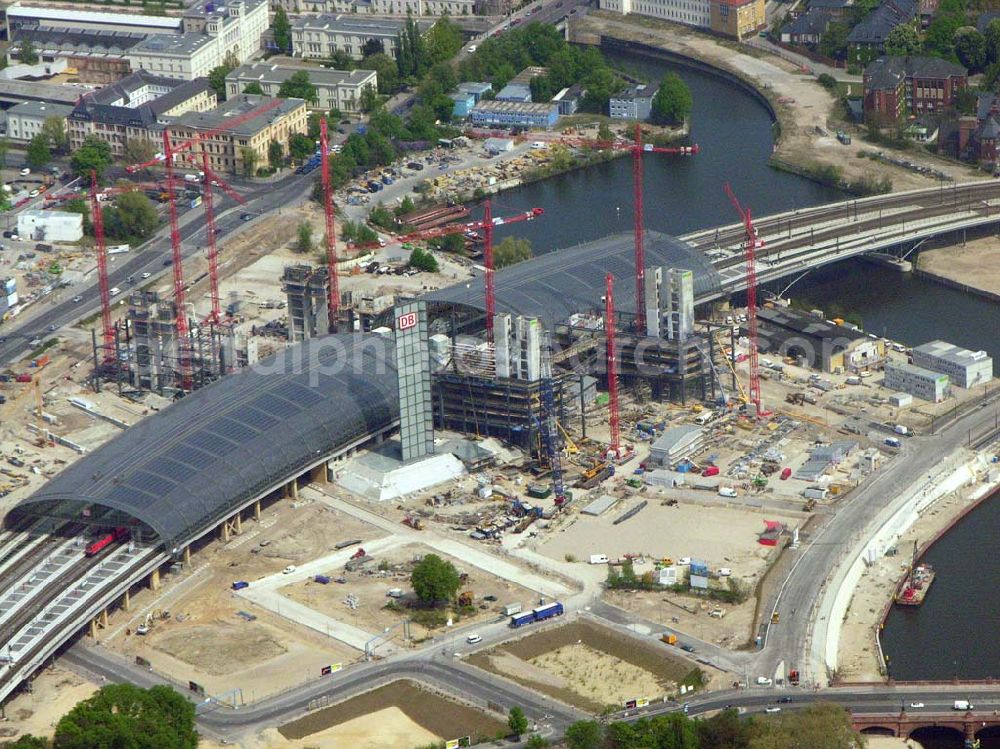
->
[572,13,979,192]
[916,236,1000,301]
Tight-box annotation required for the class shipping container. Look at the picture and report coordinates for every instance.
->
[503,602,522,616]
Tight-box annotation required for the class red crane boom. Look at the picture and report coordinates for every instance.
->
[605,272,621,461]
[483,199,495,344]
[724,183,765,417]
[127,98,283,173]
[320,117,339,333]
[399,207,543,242]
[88,171,114,362]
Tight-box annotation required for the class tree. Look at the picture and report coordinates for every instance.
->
[361,37,384,58]
[923,16,961,59]
[597,122,614,142]
[408,246,439,272]
[819,22,850,59]
[0,137,9,172]
[395,195,415,216]
[240,146,258,178]
[524,737,549,749]
[650,73,692,126]
[359,84,380,113]
[748,703,864,749]
[424,15,464,65]
[289,132,315,161]
[19,38,38,65]
[954,27,987,71]
[987,18,1000,64]
[508,707,529,739]
[53,684,197,749]
[493,236,532,268]
[362,52,400,94]
[564,720,603,749]
[124,137,156,167]
[2,736,49,748]
[26,135,50,168]
[277,70,318,104]
[207,53,238,100]
[428,233,465,253]
[40,117,67,154]
[71,135,112,180]
[884,22,921,56]
[410,553,460,604]
[296,222,314,252]
[63,197,92,235]
[268,139,285,170]
[103,191,158,241]
[272,6,292,52]
[243,81,265,95]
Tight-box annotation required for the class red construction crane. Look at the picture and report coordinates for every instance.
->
[724,183,768,418]
[604,272,621,461]
[88,170,114,363]
[126,97,283,173]
[319,117,339,333]
[482,199,495,344]
[198,156,246,324]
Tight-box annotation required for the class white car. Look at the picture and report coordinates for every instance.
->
[468,44,477,52]
[678,557,691,566]
[29,189,39,198]
[282,565,296,574]
[466,634,482,644]
[764,707,781,714]
[72,296,82,303]
[909,702,925,708]
[19,168,30,177]
[141,272,151,279]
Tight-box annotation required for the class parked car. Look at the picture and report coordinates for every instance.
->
[19,168,30,176]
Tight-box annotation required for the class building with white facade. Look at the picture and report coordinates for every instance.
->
[883,360,949,402]
[226,61,376,112]
[17,210,84,243]
[129,0,268,80]
[494,314,541,381]
[291,14,431,60]
[600,0,710,29]
[911,340,994,388]
[3,101,73,143]
[274,0,474,14]
[609,82,659,120]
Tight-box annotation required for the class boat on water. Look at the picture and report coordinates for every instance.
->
[895,563,935,606]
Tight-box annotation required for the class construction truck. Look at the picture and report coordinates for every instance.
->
[575,461,614,489]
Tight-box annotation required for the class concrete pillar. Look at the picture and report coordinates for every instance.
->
[149,568,160,591]
[89,619,98,638]
[311,463,328,484]
[233,514,242,534]
[183,545,191,565]
[100,609,109,627]
[220,521,230,543]
[254,500,261,522]
[123,589,131,612]
[290,479,299,499]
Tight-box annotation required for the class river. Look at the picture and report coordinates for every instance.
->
[479,49,1000,739]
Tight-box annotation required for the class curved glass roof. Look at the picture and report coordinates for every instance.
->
[9,335,399,551]
[424,231,722,327]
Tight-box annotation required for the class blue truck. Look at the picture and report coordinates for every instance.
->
[509,601,564,628]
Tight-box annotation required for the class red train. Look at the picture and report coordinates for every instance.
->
[85,527,129,557]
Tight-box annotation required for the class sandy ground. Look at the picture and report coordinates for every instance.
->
[101,501,374,700]
[247,708,440,749]
[573,13,978,192]
[605,589,757,650]
[531,643,666,707]
[537,502,792,580]
[1,665,97,742]
[917,235,1000,299]
[837,465,980,681]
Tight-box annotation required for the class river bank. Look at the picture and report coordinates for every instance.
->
[915,236,1000,305]
[835,451,1000,683]
[569,12,976,194]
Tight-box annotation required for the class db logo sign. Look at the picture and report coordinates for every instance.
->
[397,311,418,331]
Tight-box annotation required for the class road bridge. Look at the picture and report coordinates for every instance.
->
[680,180,1000,300]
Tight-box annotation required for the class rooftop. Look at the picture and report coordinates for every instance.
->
[651,424,704,454]
[424,231,722,329]
[71,72,214,128]
[471,100,558,114]
[885,359,949,381]
[6,2,182,31]
[756,306,869,343]
[8,336,400,552]
[132,31,215,57]
[11,23,146,55]
[786,9,831,35]
[6,100,73,119]
[0,79,82,105]
[848,0,918,44]
[291,13,430,35]
[226,61,377,88]
[171,94,305,137]
[611,83,658,101]
[913,339,992,366]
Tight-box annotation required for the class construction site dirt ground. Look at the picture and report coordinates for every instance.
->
[100,500,381,699]
[837,463,982,682]
[278,540,542,646]
[277,679,506,746]
[916,235,1000,299]
[1,665,98,743]
[467,618,711,713]
[572,13,979,192]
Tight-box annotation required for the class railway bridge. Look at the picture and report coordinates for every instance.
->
[679,179,1000,300]
[854,710,1000,743]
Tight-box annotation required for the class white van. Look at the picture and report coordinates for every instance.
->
[589,554,609,565]
[109,287,121,297]
[718,487,738,498]
[530,141,547,149]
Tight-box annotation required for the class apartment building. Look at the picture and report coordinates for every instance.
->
[291,14,431,60]
[225,61,376,112]
[129,0,269,80]
[168,94,308,175]
[68,70,216,155]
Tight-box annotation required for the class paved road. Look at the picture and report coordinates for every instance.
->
[0,171,313,367]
